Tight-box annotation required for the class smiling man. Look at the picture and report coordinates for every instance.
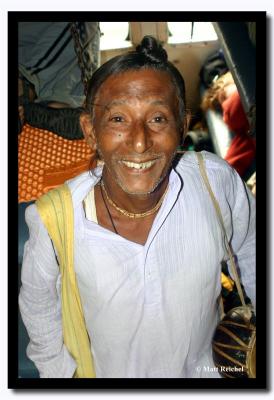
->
[19,36,255,378]
[80,67,183,245]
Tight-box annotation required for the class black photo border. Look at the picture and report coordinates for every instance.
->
[9,10,267,391]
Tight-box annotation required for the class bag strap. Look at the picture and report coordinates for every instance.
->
[36,184,96,378]
[196,152,246,308]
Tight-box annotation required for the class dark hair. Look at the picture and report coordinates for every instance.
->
[85,36,187,129]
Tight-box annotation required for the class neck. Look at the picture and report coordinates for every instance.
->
[101,171,169,215]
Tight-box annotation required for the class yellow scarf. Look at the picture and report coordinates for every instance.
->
[36,184,95,378]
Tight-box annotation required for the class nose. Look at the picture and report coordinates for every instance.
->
[129,121,153,154]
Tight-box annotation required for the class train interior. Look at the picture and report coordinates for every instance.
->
[17,21,256,378]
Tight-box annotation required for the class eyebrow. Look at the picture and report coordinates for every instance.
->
[106,100,126,108]
[105,99,170,108]
[149,100,169,107]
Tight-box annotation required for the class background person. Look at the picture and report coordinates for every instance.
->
[201,71,256,180]
[18,21,100,137]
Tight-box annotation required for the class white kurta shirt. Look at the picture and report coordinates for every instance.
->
[19,151,256,378]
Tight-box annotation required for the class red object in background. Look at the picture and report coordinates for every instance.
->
[222,91,255,177]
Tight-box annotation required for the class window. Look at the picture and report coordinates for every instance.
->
[168,22,218,44]
[99,22,132,51]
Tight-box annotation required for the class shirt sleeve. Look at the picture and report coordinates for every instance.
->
[227,167,256,309]
[202,152,256,310]
[19,204,77,378]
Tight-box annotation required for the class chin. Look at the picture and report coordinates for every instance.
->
[115,174,166,196]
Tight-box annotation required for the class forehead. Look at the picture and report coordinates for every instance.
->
[95,69,177,105]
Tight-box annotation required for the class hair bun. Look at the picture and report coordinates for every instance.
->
[136,35,168,63]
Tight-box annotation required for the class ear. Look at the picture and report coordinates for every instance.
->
[80,112,97,151]
[181,111,192,144]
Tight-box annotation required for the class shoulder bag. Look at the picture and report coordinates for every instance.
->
[196,152,256,378]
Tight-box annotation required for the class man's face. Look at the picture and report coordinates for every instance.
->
[92,69,183,195]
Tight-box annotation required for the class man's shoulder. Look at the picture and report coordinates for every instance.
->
[65,170,94,191]
[176,150,234,178]
[175,151,238,193]
[65,167,102,206]
[31,168,101,213]
[177,150,231,171]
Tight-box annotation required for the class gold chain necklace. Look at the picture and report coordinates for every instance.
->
[100,180,169,219]
[99,183,119,234]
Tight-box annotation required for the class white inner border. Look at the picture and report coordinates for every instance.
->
[1,2,272,398]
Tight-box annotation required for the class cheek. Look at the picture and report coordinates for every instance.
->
[95,132,125,161]
[155,131,181,153]
[96,127,123,146]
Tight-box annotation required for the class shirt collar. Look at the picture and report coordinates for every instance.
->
[143,167,183,248]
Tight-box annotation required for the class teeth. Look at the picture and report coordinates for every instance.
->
[122,160,156,170]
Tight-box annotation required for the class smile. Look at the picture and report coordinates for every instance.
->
[120,160,157,170]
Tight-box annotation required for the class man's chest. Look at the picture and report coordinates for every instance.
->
[74,201,224,306]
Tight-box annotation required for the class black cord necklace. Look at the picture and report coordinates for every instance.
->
[99,182,118,235]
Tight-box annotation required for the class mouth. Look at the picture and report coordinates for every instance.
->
[119,159,158,171]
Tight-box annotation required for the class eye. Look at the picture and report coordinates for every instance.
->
[110,115,124,123]
[153,116,165,123]
[150,115,167,124]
